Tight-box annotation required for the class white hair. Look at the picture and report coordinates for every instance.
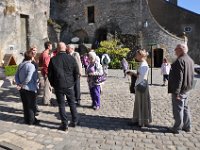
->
[88,51,96,61]
[177,44,188,53]
[68,44,75,49]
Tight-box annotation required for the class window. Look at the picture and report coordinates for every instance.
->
[87,6,95,23]
[184,27,192,33]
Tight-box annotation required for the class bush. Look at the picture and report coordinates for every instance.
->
[128,60,139,70]
[96,40,130,69]
[4,65,18,76]
[109,58,121,69]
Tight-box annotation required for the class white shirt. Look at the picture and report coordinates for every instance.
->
[161,63,171,75]
[135,60,149,86]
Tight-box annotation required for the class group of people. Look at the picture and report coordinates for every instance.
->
[15,41,111,131]
[15,41,194,134]
[127,43,194,134]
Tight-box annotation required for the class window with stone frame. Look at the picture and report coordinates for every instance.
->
[87,6,95,23]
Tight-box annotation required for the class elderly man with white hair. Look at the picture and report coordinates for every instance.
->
[66,44,82,106]
[168,44,194,134]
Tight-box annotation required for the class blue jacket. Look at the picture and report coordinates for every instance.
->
[15,60,38,93]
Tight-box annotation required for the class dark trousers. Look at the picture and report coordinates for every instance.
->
[163,75,169,82]
[74,77,81,102]
[55,86,78,126]
[20,89,37,124]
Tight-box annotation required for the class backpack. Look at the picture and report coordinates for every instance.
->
[103,55,109,65]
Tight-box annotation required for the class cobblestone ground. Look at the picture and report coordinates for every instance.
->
[0,69,200,150]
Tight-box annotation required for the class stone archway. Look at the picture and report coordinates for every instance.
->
[95,27,108,42]
[73,29,89,43]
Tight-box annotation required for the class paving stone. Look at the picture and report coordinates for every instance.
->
[0,69,200,149]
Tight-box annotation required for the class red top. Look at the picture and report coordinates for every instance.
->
[53,49,58,56]
[40,50,50,77]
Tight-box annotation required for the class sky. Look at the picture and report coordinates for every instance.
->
[178,0,200,14]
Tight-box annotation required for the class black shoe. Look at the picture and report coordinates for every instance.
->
[58,124,68,131]
[33,119,40,125]
[69,121,79,127]
[182,128,191,133]
[168,127,179,134]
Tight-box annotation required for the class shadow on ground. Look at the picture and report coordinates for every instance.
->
[0,104,170,133]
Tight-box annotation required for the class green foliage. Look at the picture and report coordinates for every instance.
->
[128,60,139,70]
[109,58,121,69]
[96,40,130,69]
[47,19,62,29]
[4,65,18,76]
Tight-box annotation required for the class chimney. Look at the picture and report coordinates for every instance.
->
[169,0,177,5]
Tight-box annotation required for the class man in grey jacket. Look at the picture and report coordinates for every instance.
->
[168,44,194,134]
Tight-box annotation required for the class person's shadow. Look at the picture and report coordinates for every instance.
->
[0,104,170,133]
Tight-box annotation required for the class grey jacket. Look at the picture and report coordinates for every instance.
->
[168,54,194,94]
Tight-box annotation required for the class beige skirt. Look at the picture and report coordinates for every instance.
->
[132,85,152,126]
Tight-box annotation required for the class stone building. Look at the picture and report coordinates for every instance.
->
[50,0,200,66]
[0,0,50,65]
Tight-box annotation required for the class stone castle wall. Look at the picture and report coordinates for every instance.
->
[148,0,200,64]
[50,0,183,62]
[0,0,50,65]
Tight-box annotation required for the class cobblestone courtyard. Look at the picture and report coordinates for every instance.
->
[0,69,200,150]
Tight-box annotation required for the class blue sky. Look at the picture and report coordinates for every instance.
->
[178,0,200,14]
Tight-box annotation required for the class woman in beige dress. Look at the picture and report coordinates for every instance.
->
[127,49,152,127]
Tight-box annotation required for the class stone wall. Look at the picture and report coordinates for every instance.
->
[50,0,142,44]
[50,0,183,63]
[148,0,200,64]
[142,0,184,61]
[0,0,50,65]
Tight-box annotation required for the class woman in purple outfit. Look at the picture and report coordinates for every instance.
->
[86,51,103,110]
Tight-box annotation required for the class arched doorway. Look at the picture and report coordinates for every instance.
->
[153,48,164,67]
[92,27,108,49]
[95,27,108,42]
[73,29,89,43]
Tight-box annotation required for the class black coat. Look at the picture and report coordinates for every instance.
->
[48,51,79,91]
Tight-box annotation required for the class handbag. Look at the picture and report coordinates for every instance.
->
[130,75,137,94]
[136,80,148,93]
[94,74,106,84]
